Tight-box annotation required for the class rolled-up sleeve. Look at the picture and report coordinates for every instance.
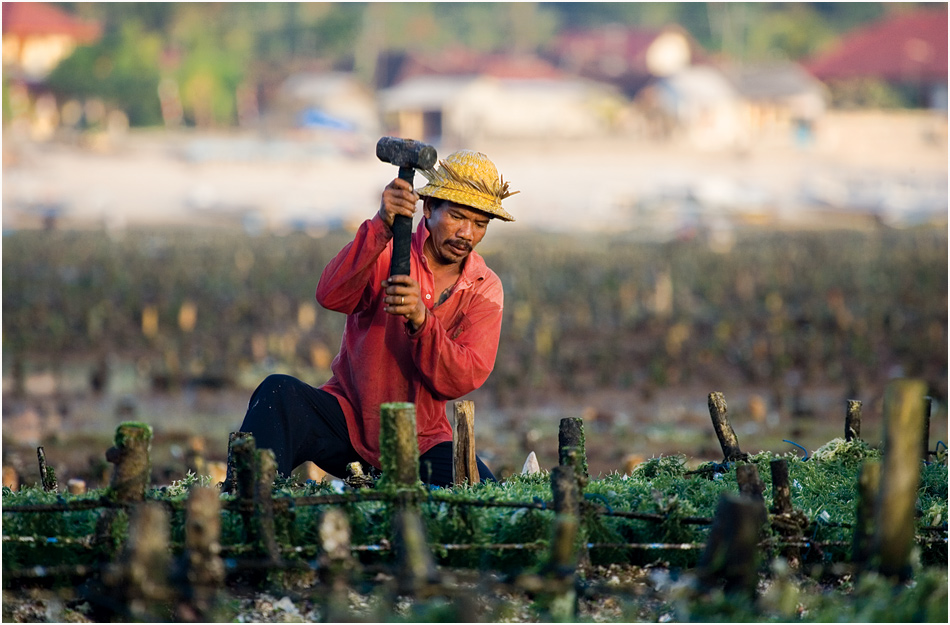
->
[316,214,391,314]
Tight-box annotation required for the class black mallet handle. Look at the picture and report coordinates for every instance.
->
[390,165,415,277]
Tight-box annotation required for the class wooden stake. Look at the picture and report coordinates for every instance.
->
[549,464,583,574]
[224,431,253,493]
[707,392,747,462]
[103,502,172,619]
[697,493,766,596]
[852,460,880,570]
[845,400,862,442]
[2,465,19,492]
[769,459,804,568]
[37,446,57,492]
[393,506,439,596]
[453,400,479,486]
[180,485,224,613]
[319,508,354,621]
[922,396,932,460]
[379,402,420,487]
[736,463,765,503]
[873,379,927,580]
[558,417,588,484]
[106,422,153,503]
[254,448,280,563]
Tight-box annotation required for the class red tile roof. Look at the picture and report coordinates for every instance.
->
[806,9,948,82]
[2,2,101,42]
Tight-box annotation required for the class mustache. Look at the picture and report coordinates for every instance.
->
[447,239,472,252]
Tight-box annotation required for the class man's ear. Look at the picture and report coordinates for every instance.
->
[421,196,433,219]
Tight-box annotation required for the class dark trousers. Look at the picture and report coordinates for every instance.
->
[238,374,495,487]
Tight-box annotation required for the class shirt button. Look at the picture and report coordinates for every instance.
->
[425,294,431,300]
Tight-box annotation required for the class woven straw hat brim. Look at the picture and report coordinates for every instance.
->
[417,183,516,222]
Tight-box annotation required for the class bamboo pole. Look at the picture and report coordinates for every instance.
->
[453,400,479,486]
[845,400,862,442]
[106,422,153,503]
[707,392,748,462]
[379,402,420,487]
[873,379,927,580]
[697,493,766,597]
[37,446,57,492]
[558,417,588,485]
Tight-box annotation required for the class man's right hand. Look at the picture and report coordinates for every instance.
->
[378,178,419,230]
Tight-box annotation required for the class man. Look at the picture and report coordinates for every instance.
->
[238,149,517,487]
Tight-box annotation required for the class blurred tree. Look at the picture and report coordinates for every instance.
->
[47,20,164,126]
[39,1,938,128]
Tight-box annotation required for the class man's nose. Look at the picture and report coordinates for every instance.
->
[456,219,474,240]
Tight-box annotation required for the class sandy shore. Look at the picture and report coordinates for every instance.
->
[3,110,946,234]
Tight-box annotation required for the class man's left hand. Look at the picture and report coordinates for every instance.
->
[383,275,427,331]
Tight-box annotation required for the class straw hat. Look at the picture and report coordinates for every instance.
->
[417,150,518,222]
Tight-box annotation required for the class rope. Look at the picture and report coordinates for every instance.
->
[782,439,810,461]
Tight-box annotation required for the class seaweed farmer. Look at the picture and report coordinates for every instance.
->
[237,150,517,487]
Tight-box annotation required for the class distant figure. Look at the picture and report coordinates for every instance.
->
[238,150,517,486]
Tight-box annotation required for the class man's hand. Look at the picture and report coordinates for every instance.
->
[383,275,427,331]
[378,178,419,230]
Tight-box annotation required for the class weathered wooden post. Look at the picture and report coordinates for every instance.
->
[769,459,806,568]
[548,465,581,574]
[105,422,153,503]
[379,402,420,488]
[453,400,479,486]
[67,478,87,495]
[319,508,355,620]
[253,448,280,563]
[736,463,765,503]
[393,507,440,596]
[224,431,253,493]
[845,400,862,442]
[851,461,881,569]
[379,402,437,597]
[3,465,19,492]
[697,493,766,597]
[178,485,225,619]
[37,446,58,492]
[540,464,580,622]
[922,396,932,460]
[228,435,257,546]
[558,417,588,488]
[707,392,748,462]
[872,379,927,580]
[103,501,172,620]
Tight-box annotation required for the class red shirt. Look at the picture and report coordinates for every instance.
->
[316,214,504,468]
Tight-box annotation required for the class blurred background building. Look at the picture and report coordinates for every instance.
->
[2,2,947,231]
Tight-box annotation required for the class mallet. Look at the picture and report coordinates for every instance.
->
[375,136,438,277]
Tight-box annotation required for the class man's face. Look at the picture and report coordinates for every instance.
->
[423,199,491,267]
